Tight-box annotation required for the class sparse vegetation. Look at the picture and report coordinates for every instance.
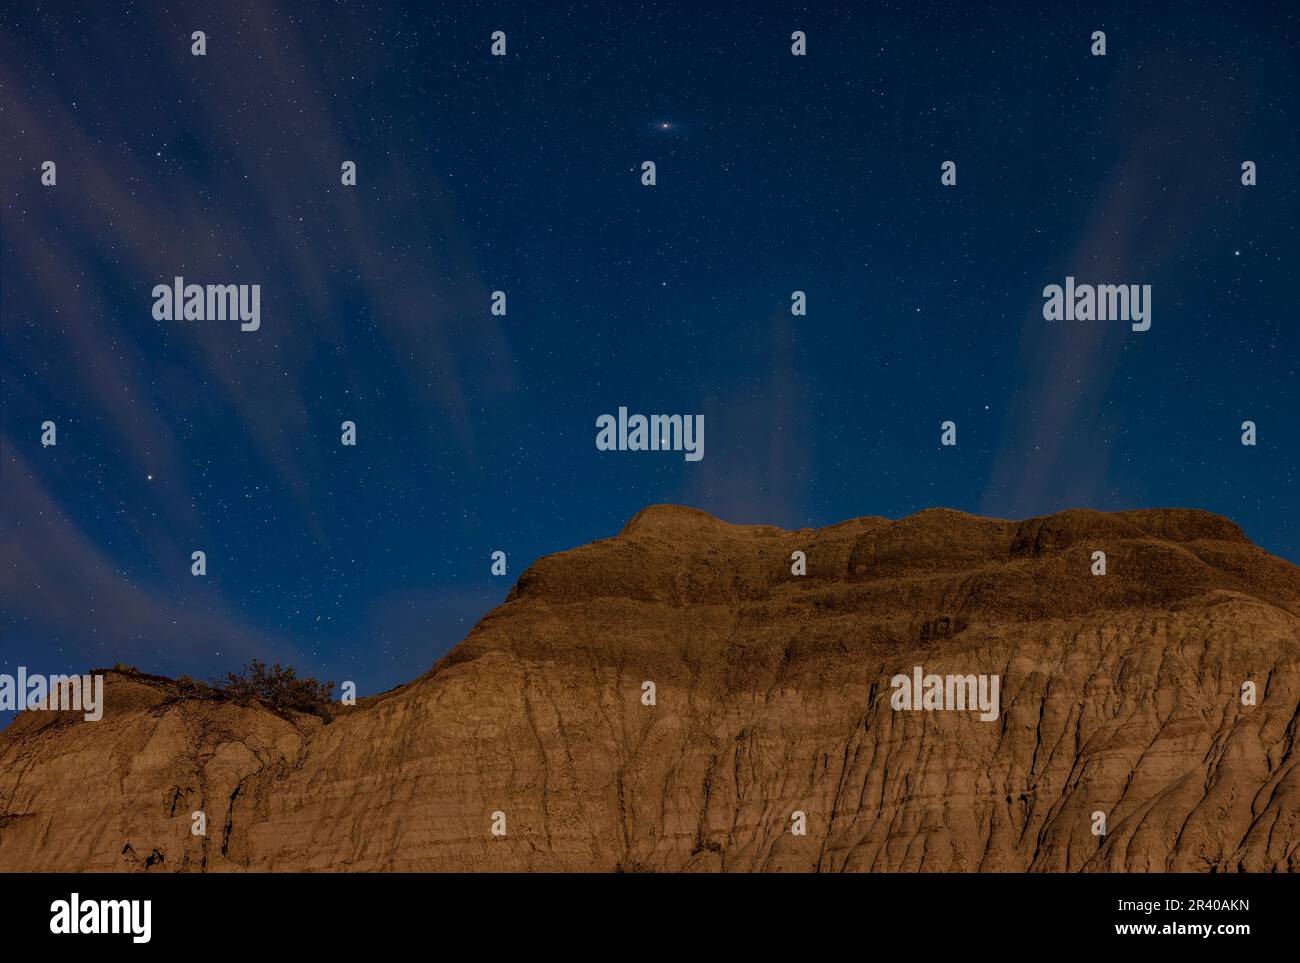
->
[174,675,218,699]
[210,659,335,722]
[688,839,724,857]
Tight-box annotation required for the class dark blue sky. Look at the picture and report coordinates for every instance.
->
[2,1,1297,706]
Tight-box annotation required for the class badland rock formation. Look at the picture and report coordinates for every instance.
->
[1,505,1297,872]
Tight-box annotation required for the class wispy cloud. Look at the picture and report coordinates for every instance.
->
[0,2,516,668]
[0,443,290,667]
[982,49,1251,517]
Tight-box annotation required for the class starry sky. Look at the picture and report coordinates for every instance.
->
[2,1,1297,710]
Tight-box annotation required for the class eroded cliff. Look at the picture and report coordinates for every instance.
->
[1,505,1297,872]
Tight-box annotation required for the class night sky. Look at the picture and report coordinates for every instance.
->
[2,1,1297,710]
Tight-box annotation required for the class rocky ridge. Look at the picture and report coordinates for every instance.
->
[1,505,1297,872]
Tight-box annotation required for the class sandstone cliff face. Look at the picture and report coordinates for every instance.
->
[1,505,1297,872]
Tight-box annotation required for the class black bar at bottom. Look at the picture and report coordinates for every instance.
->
[0,871,1281,949]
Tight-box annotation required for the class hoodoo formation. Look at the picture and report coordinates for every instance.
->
[1,505,1297,872]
